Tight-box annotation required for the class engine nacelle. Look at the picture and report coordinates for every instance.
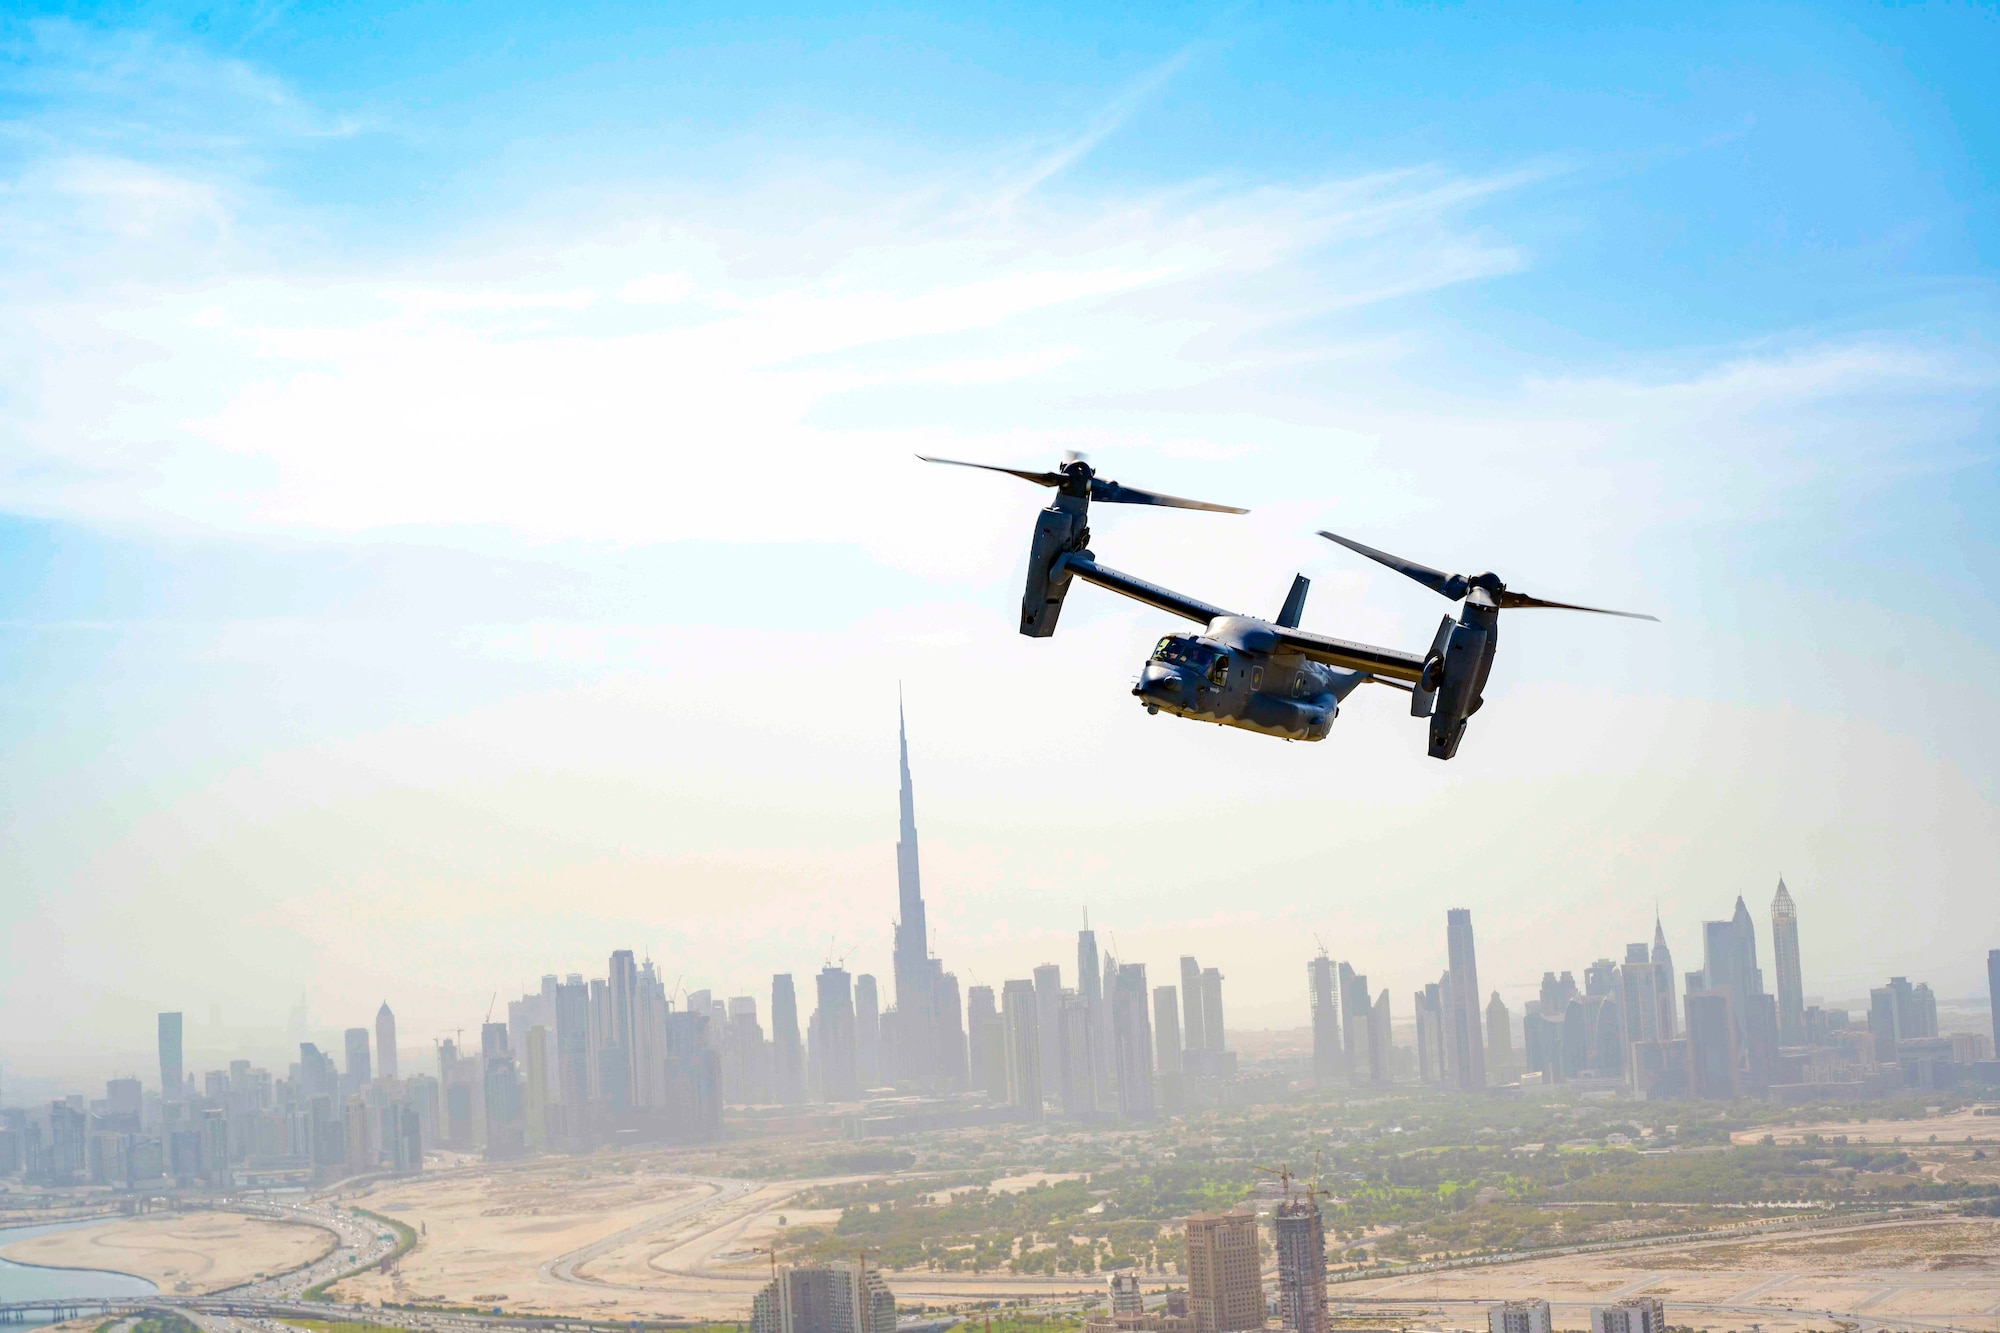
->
[1021,505,1083,637]
[1428,617,1491,760]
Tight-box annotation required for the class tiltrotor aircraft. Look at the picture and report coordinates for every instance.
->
[921,452,1655,760]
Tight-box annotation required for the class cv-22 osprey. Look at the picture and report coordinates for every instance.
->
[922,453,1655,760]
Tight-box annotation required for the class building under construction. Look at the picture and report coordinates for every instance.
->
[1273,1192,1328,1333]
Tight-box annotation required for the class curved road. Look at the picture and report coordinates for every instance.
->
[540,1175,761,1291]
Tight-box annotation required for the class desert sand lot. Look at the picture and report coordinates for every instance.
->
[334,1157,724,1317]
[1737,1107,2000,1146]
[332,1158,1117,1319]
[1339,1216,2000,1333]
[0,1211,334,1293]
[329,1154,2000,1328]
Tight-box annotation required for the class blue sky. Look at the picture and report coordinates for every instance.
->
[1,1,1996,1082]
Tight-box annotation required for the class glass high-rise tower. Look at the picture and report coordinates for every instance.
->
[158,1011,184,1101]
[1771,879,1805,1043]
[1446,908,1487,1090]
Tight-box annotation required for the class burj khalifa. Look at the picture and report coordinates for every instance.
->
[890,702,966,1086]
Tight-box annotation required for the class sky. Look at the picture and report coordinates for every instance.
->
[2,1,1997,1088]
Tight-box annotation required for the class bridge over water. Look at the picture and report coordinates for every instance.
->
[0,1296,152,1324]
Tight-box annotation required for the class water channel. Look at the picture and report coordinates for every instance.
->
[0,1219,156,1330]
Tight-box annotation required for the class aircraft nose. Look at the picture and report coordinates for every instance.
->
[1133,661,1191,702]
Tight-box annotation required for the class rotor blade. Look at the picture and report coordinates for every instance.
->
[1317,531,1468,600]
[1092,478,1247,513]
[1496,590,1659,621]
[916,455,1062,487]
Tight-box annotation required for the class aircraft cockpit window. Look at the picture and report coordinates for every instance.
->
[1208,655,1230,686]
[1152,638,1217,668]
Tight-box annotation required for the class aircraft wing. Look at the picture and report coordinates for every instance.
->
[1059,554,1231,626]
[1059,553,1426,680]
[1271,627,1428,682]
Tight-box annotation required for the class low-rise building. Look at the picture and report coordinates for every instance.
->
[1488,1300,1552,1333]
[1591,1298,1667,1333]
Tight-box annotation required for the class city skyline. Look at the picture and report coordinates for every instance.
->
[13,750,1991,1098]
[7,861,1988,1098]
[3,779,1993,1255]
[22,715,1991,1111]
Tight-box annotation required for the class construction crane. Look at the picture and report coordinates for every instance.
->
[1253,1163,1296,1201]
[1256,1160,1332,1208]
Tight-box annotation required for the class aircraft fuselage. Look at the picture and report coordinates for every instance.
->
[1132,617,1371,742]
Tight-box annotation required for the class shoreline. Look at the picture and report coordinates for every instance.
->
[0,1210,332,1297]
[0,1216,161,1292]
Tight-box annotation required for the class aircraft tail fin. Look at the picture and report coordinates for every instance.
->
[1276,574,1309,628]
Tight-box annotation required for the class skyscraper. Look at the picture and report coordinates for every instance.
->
[483,1020,524,1158]
[1033,964,1065,1104]
[376,1002,399,1082]
[814,966,859,1101]
[1000,979,1042,1118]
[345,1026,373,1089]
[158,1012,184,1100]
[891,703,946,1084]
[1186,1211,1262,1333]
[1989,949,2000,1060]
[938,971,967,1084]
[1095,944,1120,1100]
[1199,968,1227,1052]
[1651,916,1679,1040]
[1486,992,1513,1068]
[1867,984,1900,1060]
[772,973,805,1104]
[1771,879,1805,1043]
[524,1026,550,1151]
[1414,981,1447,1083]
[1077,917,1103,1012]
[1338,964,1368,1081]
[609,948,639,1105]
[1153,985,1183,1074]
[965,984,996,1093]
[1369,988,1392,1085]
[1112,963,1155,1119]
[1273,1193,1328,1333]
[1180,956,1208,1052]
[1880,976,1939,1039]
[555,975,592,1133]
[1308,953,1341,1081]
[1685,989,1741,1099]
[1445,909,1487,1091]
[1699,901,1764,1041]
[1078,916,1109,1101]
[854,974,881,1089]
[1619,944,1657,1047]
[1060,990,1098,1118]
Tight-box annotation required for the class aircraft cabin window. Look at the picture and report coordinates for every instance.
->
[1251,665,1264,689]
[1208,655,1230,686]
